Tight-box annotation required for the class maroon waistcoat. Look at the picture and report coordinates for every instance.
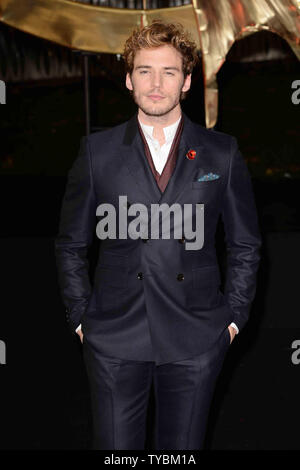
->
[137,115,184,193]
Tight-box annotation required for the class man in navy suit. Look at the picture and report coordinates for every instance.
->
[55,19,261,449]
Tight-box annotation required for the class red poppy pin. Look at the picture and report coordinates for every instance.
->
[186,149,196,160]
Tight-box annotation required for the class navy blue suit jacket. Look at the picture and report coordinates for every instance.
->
[55,111,262,364]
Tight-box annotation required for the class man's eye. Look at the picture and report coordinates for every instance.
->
[166,72,174,75]
[140,71,148,74]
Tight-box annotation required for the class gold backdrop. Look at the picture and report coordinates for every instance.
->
[0,0,299,127]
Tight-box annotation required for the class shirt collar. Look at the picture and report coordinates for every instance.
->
[138,115,182,143]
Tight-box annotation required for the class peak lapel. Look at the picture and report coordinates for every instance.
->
[157,112,205,207]
[121,112,162,203]
[148,112,205,228]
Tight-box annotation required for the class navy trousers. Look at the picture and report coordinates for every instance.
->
[82,327,231,450]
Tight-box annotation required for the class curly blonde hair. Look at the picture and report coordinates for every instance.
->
[122,19,199,99]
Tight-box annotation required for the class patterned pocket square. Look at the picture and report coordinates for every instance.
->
[197,172,220,181]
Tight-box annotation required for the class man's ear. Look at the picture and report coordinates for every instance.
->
[126,72,133,91]
[182,73,192,92]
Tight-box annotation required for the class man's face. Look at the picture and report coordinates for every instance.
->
[125,44,191,118]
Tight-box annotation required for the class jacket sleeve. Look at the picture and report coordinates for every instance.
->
[54,136,97,333]
[221,136,262,332]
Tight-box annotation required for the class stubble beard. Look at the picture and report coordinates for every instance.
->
[131,88,182,118]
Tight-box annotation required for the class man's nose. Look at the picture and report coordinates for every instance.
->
[151,72,163,88]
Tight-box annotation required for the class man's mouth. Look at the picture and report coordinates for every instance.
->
[148,95,165,101]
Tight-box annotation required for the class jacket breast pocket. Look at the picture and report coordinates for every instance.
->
[192,179,221,189]
[95,252,128,313]
[187,265,222,311]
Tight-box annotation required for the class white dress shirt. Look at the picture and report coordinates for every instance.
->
[75,115,239,335]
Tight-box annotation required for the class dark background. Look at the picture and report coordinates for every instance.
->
[0,20,300,450]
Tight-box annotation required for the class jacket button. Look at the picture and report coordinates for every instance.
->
[178,237,185,244]
[177,273,184,281]
[137,272,143,280]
